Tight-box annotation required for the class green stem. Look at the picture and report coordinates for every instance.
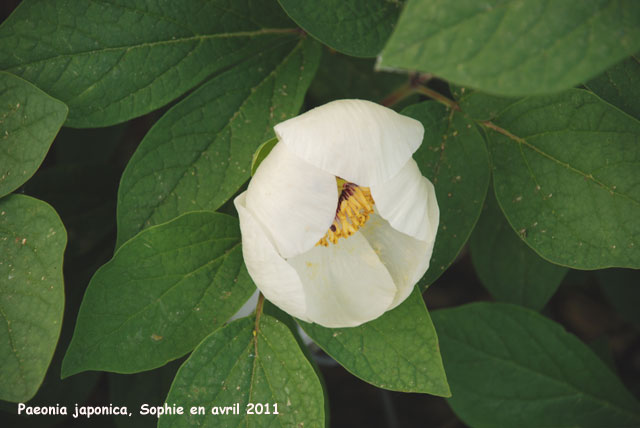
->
[381,73,432,108]
[255,293,265,327]
[414,85,460,111]
[480,120,521,141]
[253,292,265,356]
[381,82,414,107]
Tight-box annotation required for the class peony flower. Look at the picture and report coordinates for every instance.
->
[234,99,439,328]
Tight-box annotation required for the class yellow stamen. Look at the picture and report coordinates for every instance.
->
[316,178,375,247]
[353,187,373,211]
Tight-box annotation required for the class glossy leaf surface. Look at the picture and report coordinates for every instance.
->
[300,289,450,396]
[116,38,320,247]
[0,195,66,402]
[161,316,324,427]
[0,0,300,127]
[488,89,640,269]
[0,72,67,197]
[470,189,568,310]
[381,0,640,95]
[433,302,640,427]
[62,211,254,376]
[278,0,403,57]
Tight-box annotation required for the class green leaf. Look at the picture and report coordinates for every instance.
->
[109,359,182,428]
[589,336,618,373]
[0,71,67,198]
[380,0,640,96]
[0,0,300,127]
[432,302,640,427]
[277,0,404,57]
[470,186,568,310]
[0,194,66,402]
[116,37,320,248]
[586,55,640,120]
[160,316,325,428]
[0,361,99,427]
[61,211,254,377]
[488,89,640,269]
[457,90,522,121]
[0,290,100,427]
[597,268,640,327]
[300,289,449,396]
[401,101,490,286]
[0,188,108,420]
[251,137,278,176]
[307,49,417,110]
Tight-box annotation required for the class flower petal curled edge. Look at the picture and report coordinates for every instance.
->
[234,99,439,328]
[274,99,424,186]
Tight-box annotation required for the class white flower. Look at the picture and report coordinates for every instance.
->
[234,99,439,328]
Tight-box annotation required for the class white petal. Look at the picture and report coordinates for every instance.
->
[245,143,338,259]
[425,173,439,245]
[234,193,310,322]
[359,214,433,309]
[370,158,439,243]
[274,99,424,186]
[287,232,397,327]
[229,289,259,321]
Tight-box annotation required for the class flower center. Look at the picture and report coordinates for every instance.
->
[316,178,375,247]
